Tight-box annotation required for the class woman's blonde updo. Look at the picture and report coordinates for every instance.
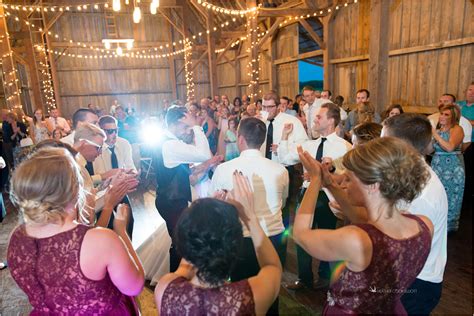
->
[10,147,84,225]
[342,137,430,210]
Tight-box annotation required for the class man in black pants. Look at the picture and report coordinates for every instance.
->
[154,106,211,272]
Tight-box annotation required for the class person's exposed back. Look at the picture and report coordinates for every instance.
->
[7,148,144,315]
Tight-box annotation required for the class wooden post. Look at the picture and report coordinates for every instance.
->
[20,11,43,110]
[269,33,278,91]
[206,11,218,98]
[0,2,22,110]
[167,21,177,100]
[322,16,333,91]
[368,0,390,114]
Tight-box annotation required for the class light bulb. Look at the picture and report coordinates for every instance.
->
[113,0,121,11]
[133,6,141,23]
[104,41,111,49]
[116,46,123,55]
[126,41,133,49]
[150,2,157,14]
[125,0,129,4]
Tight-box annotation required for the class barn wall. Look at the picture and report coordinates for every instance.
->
[52,11,208,118]
[330,0,473,112]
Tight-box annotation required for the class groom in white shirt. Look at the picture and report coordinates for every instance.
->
[210,117,289,315]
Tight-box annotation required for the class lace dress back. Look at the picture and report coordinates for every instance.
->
[326,214,431,315]
[161,277,255,315]
[7,224,138,315]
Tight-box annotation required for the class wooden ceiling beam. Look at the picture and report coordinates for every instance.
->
[299,19,325,49]
[44,11,63,32]
[216,38,237,63]
[158,7,185,37]
[258,8,317,17]
[256,17,283,49]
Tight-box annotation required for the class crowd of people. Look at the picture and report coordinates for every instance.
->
[1,81,472,315]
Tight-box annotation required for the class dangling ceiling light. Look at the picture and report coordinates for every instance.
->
[150,0,159,14]
[116,46,123,55]
[133,6,141,23]
[112,0,121,12]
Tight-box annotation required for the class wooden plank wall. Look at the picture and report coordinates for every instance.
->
[216,23,299,100]
[52,12,209,118]
[331,0,473,113]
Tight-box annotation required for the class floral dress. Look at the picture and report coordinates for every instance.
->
[224,129,239,161]
[431,130,465,232]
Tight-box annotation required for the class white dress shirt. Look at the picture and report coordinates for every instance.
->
[163,126,212,168]
[428,112,472,144]
[263,112,308,165]
[93,137,137,174]
[48,116,71,133]
[397,166,448,283]
[210,149,289,238]
[60,131,75,146]
[278,131,352,168]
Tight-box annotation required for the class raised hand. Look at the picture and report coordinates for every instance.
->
[113,203,131,233]
[297,145,322,182]
[180,111,199,127]
[281,123,293,140]
[227,171,256,229]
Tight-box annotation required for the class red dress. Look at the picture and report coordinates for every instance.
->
[7,224,138,315]
[324,214,432,315]
[161,277,256,315]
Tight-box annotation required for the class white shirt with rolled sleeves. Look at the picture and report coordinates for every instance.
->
[210,149,289,238]
[398,166,448,283]
[428,112,472,144]
[278,131,352,188]
[162,126,212,168]
[48,116,71,134]
[93,137,137,174]
[262,112,308,165]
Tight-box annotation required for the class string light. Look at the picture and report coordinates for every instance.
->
[36,45,191,59]
[133,5,141,23]
[184,40,195,100]
[0,2,108,12]
[196,0,259,16]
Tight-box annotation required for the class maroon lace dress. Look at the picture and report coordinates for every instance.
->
[324,214,431,315]
[161,276,256,315]
[7,224,138,315]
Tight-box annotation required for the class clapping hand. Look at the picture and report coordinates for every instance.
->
[297,145,322,182]
[113,204,130,233]
[281,123,293,140]
[225,171,256,229]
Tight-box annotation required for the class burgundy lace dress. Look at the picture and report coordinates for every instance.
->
[324,214,431,315]
[161,276,256,315]
[7,224,138,315]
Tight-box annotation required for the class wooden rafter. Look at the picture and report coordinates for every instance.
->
[159,8,185,37]
[256,17,283,49]
[216,39,236,63]
[191,50,209,72]
[299,19,325,49]
[44,11,63,32]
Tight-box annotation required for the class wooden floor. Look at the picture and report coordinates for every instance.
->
[1,181,472,314]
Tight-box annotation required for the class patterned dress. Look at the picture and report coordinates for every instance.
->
[225,129,239,161]
[33,123,50,144]
[325,214,431,315]
[431,130,465,232]
[7,224,138,315]
[161,277,255,315]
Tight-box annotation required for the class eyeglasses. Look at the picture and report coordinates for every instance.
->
[104,128,118,135]
[262,104,277,109]
[80,138,103,152]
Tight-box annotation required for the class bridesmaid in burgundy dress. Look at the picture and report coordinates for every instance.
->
[155,172,282,315]
[7,147,144,315]
[294,137,434,315]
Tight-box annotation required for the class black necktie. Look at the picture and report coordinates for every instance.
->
[85,161,94,176]
[265,119,274,159]
[315,137,327,162]
[109,146,119,169]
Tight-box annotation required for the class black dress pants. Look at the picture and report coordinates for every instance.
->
[155,197,189,272]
